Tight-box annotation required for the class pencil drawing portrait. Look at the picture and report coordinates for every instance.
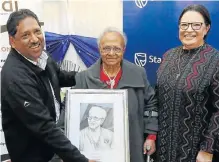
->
[79,103,114,153]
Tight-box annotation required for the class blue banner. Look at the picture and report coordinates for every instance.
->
[123,1,219,85]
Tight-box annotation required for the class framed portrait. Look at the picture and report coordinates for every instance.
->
[65,89,129,162]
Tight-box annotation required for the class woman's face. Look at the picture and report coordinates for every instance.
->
[179,11,210,49]
[99,32,125,67]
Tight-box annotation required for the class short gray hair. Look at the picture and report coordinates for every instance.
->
[97,27,127,48]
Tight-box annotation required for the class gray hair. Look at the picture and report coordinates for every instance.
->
[97,27,127,48]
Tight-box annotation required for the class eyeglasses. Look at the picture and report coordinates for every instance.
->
[101,46,123,54]
[88,116,103,121]
[179,22,203,30]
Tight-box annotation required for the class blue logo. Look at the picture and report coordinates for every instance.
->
[135,53,147,67]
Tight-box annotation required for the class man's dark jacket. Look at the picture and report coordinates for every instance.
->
[1,49,88,162]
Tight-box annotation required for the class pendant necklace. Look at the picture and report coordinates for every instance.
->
[103,67,121,89]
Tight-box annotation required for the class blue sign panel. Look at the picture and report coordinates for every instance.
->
[123,1,219,85]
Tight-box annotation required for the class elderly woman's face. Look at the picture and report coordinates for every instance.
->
[179,11,210,49]
[99,32,125,66]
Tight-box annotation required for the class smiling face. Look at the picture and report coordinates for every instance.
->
[9,16,44,62]
[179,11,210,49]
[99,31,125,67]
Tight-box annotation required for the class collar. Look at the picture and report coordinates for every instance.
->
[100,65,122,89]
[86,59,145,88]
[182,43,206,54]
[15,48,48,70]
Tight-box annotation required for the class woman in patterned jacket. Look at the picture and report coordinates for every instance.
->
[156,4,219,162]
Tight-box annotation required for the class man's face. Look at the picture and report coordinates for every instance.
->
[9,16,44,62]
[88,107,105,130]
[99,32,125,66]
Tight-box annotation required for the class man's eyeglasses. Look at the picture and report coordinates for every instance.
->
[88,116,103,121]
[101,46,123,54]
[179,22,203,30]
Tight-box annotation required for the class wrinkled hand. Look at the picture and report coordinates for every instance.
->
[143,139,156,155]
[196,151,213,162]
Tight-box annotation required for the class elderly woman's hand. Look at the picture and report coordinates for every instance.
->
[143,139,156,155]
[196,151,213,162]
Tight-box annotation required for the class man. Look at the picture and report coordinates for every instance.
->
[80,105,113,152]
[1,9,94,162]
[75,27,158,162]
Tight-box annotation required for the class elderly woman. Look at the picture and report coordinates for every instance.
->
[156,4,219,162]
[75,27,158,162]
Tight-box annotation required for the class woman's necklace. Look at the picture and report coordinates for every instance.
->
[103,67,121,89]
[176,46,202,80]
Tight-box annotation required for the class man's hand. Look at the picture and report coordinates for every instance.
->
[196,151,213,162]
[143,139,156,155]
[88,160,96,162]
